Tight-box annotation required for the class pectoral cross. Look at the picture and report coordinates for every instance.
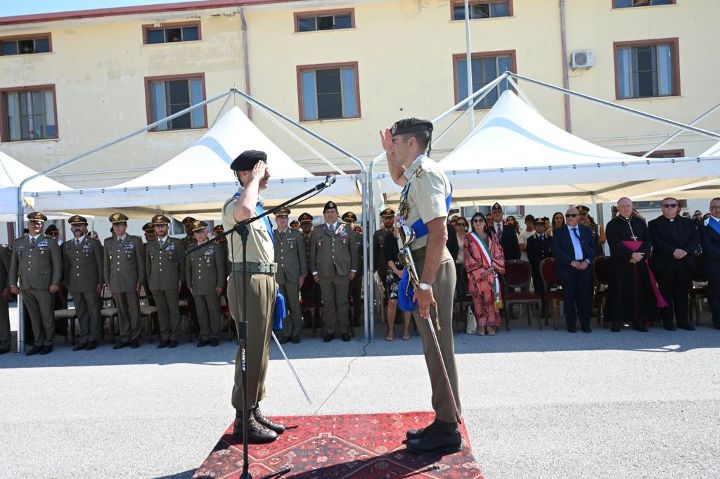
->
[630,232,638,241]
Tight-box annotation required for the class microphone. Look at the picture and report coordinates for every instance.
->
[315,174,336,191]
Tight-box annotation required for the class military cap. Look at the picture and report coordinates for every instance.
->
[45,224,59,234]
[491,202,502,211]
[191,220,208,232]
[27,212,48,223]
[380,207,395,218]
[142,222,155,232]
[576,205,590,214]
[390,117,433,137]
[298,212,313,223]
[68,215,88,225]
[542,217,550,223]
[213,224,224,233]
[323,201,338,212]
[109,212,128,224]
[342,211,357,223]
[152,214,171,225]
[230,150,267,172]
[290,220,300,227]
[275,207,291,217]
[181,216,196,225]
[534,218,546,225]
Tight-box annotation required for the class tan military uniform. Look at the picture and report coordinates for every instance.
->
[0,245,12,351]
[186,242,226,340]
[400,154,461,423]
[310,222,359,335]
[8,235,63,347]
[146,236,185,342]
[104,234,145,343]
[274,227,307,340]
[63,236,104,344]
[223,192,277,412]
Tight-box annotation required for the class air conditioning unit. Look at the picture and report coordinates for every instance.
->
[570,49,594,69]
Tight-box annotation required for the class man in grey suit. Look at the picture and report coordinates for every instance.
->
[310,201,359,342]
[0,244,12,354]
[63,215,104,351]
[147,214,184,348]
[9,212,62,355]
[104,212,145,349]
[274,207,307,344]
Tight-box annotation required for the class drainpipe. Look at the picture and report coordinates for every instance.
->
[240,7,252,120]
[559,0,572,132]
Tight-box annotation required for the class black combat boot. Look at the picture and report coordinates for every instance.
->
[253,406,285,434]
[232,413,277,444]
[406,420,462,454]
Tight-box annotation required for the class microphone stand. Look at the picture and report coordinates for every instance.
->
[184,176,334,479]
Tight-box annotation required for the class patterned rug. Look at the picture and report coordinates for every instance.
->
[193,411,484,479]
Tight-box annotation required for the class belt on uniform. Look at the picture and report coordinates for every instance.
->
[231,262,277,274]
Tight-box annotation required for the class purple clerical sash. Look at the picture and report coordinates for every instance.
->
[621,240,669,309]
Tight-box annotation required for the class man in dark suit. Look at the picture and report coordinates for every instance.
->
[490,202,520,260]
[648,197,700,331]
[700,197,720,330]
[551,207,597,333]
[0,244,11,354]
[527,218,553,298]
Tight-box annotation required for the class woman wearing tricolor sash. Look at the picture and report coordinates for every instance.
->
[464,212,505,336]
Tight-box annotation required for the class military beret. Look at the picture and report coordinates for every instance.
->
[68,215,88,225]
[45,224,59,234]
[390,118,433,137]
[379,208,395,218]
[109,212,128,224]
[275,207,291,217]
[27,212,48,223]
[342,211,357,223]
[323,201,338,212]
[213,224,224,233]
[298,212,313,223]
[142,222,155,232]
[181,216,196,225]
[230,150,267,172]
[491,202,502,211]
[576,205,590,214]
[152,214,171,225]
[191,220,208,232]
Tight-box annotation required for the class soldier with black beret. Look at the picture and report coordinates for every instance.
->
[274,207,307,344]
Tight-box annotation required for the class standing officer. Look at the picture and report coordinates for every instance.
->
[490,202,520,260]
[310,201,359,342]
[274,207,307,344]
[142,222,156,243]
[147,214,184,348]
[104,213,145,349]
[9,212,62,355]
[381,118,461,454]
[526,218,553,300]
[342,211,363,328]
[186,220,225,347]
[298,212,318,314]
[181,217,197,249]
[0,244,12,354]
[63,215,104,351]
[701,198,720,330]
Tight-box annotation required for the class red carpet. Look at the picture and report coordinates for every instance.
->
[193,411,484,478]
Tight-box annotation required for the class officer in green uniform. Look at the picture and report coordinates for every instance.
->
[310,202,359,342]
[224,150,285,444]
[104,213,145,349]
[181,217,197,249]
[342,211,364,328]
[8,212,62,355]
[185,220,225,347]
[142,222,156,243]
[1,244,13,354]
[146,214,184,348]
[273,207,307,344]
[63,215,104,351]
[381,118,462,454]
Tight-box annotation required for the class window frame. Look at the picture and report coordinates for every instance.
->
[296,61,361,122]
[612,0,676,8]
[142,21,202,45]
[452,50,517,109]
[613,37,680,100]
[450,0,513,21]
[143,73,208,131]
[0,84,59,142]
[293,9,356,33]
[626,149,685,158]
[0,33,53,56]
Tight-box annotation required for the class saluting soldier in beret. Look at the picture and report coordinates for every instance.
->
[9,212,63,355]
[273,207,307,344]
[104,213,145,349]
[310,201,359,342]
[185,221,225,347]
[380,118,462,453]
[343,211,364,328]
[63,215,104,351]
[147,214,185,348]
[224,150,285,444]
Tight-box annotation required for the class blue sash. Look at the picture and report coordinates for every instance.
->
[410,193,453,240]
[398,269,415,312]
[255,203,274,242]
[273,289,286,330]
[707,217,720,236]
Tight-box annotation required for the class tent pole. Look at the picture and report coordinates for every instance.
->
[463,0,475,129]
[642,101,720,157]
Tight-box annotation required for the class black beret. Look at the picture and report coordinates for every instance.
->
[342,211,357,223]
[231,150,267,172]
[323,201,338,212]
[142,222,155,232]
[44,224,59,233]
[390,118,433,137]
[298,212,313,223]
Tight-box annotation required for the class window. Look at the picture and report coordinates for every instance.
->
[297,63,360,121]
[453,52,515,109]
[626,149,684,158]
[451,1,512,20]
[615,39,679,99]
[613,0,674,8]
[145,75,206,131]
[0,34,51,56]
[294,10,354,32]
[1,86,58,141]
[143,22,200,44]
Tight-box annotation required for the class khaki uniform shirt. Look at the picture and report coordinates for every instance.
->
[8,235,62,290]
[63,236,104,292]
[274,228,307,284]
[146,236,184,291]
[310,222,359,277]
[222,190,274,264]
[186,242,226,295]
[104,235,145,293]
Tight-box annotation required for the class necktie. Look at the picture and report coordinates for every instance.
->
[30,237,36,248]
[539,234,544,240]
[496,223,501,236]
[572,227,580,240]
[76,239,80,247]
[330,223,336,233]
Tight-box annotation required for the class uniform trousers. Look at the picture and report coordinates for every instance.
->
[559,267,593,330]
[350,273,363,326]
[153,289,181,341]
[320,275,350,335]
[412,250,461,424]
[707,275,720,327]
[228,271,275,411]
[113,291,142,343]
[279,281,302,339]
[194,293,222,340]
[0,296,10,351]
[23,288,55,346]
[72,290,102,344]
[655,264,692,327]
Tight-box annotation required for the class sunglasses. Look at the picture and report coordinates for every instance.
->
[472,218,485,223]
[456,223,468,227]
[662,203,678,208]
[565,213,578,217]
